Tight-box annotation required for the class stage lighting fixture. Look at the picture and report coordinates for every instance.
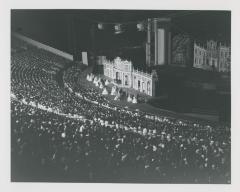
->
[98,23,104,30]
[137,22,145,31]
[114,24,123,34]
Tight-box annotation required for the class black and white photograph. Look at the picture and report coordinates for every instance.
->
[10,9,231,184]
[1,0,240,191]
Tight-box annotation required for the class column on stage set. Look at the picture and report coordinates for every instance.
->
[153,18,171,66]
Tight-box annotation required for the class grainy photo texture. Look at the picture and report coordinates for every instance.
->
[11,10,231,183]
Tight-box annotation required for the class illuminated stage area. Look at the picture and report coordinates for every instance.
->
[11,10,231,183]
[103,57,157,97]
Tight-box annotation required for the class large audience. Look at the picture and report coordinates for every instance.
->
[11,36,231,183]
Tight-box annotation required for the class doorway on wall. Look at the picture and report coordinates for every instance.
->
[125,75,128,86]
[142,81,145,93]
[116,72,119,80]
[138,80,141,90]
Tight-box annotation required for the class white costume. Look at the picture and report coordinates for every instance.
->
[132,96,137,104]
[127,95,132,102]
[102,88,108,95]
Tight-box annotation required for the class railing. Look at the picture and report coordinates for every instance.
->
[12,32,74,61]
[133,69,152,78]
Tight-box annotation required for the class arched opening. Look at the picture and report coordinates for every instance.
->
[125,75,128,86]
[138,80,141,90]
[142,81,145,93]
[116,71,120,80]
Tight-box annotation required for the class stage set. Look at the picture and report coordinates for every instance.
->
[86,18,172,104]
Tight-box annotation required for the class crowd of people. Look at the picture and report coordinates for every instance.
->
[11,36,231,183]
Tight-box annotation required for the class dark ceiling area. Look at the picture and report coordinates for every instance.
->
[12,9,187,23]
[11,10,231,56]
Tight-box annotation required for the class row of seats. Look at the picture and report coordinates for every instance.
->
[11,36,231,183]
